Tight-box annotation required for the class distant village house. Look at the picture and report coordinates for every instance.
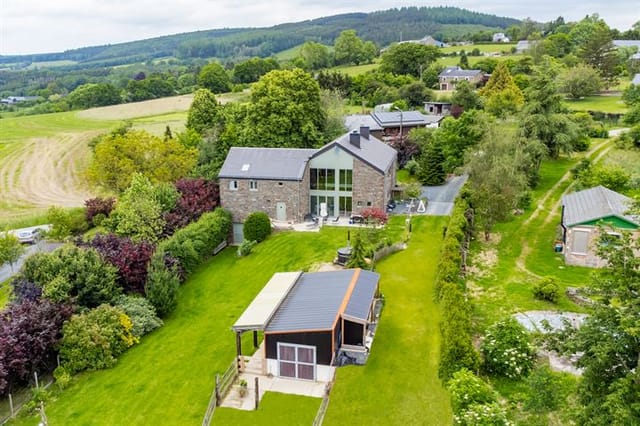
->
[438,66,484,90]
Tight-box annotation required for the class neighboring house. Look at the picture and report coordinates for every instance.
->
[492,33,510,43]
[613,40,640,50]
[515,40,533,53]
[561,186,639,268]
[218,127,397,236]
[232,268,381,380]
[346,111,443,141]
[630,53,640,61]
[424,101,453,116]
[438,66,484,90]
[0,96,40,105]
[398,35,447,48]
[631,73,640,86]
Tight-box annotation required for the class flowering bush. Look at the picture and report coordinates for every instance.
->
[481,317,535,378]
[361,207,388,225]
[447,368,496,413]
[454,402,511,426]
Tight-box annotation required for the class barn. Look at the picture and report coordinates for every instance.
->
[232,269,380,381]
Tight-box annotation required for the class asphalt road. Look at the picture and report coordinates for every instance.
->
[0,225,60,283]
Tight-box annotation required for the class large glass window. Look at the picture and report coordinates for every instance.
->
[339,169,353,191]
[339,196,352,215]
[310,168,335,190]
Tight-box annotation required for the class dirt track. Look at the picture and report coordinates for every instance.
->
[0,132,99,215]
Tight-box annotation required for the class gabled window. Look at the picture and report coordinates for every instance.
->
[229,180,238,191]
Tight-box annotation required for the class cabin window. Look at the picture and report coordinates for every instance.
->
[229,180,238,191]
[277,342,316,380]
[249,180,258,191]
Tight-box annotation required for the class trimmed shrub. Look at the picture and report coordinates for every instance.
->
[47,206,89,239]
[533,276,560,303]
[114,295,163,338]
[447,369,496,413]
[237,240,257,257]
[243,211,271,243]
[159,208,232,275]
[57,305,137,374]
[481,317,535,378]
[85,197,115,223]
[144,251,180,317]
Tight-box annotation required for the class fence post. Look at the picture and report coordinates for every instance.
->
[254,377,259,410]
[34,371,39,389]
[9,393,14,417]
[215,374,220,406]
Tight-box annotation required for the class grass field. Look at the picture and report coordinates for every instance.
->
[324,216,452,425]
[329,62,379,76]
[439,43,516,55]
[214,392,320,425]
[10,226,348,425]
[564,95,628,114]
[0,112,112,144]
[273,44,333,61]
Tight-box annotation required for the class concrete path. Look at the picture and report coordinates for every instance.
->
[393,175,468,216]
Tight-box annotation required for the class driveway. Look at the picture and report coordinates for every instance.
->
[393,175,468,217]
[0,225,59,283]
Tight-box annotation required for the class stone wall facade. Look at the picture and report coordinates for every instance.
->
[351,158,388,213]
[220,172,309,224]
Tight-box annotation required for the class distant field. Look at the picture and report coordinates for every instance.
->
[564,95,628,114]
[439,43,516,54]
[26,60,78,69]
[330,62,379,76]
[78,94,195,121]
[437,54,520,67]
[273,43,333,61]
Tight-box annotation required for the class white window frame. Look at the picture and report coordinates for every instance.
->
[229,180,238,191]
[276,342,316,381]
[571,229,590,255]
[249,180,258,191]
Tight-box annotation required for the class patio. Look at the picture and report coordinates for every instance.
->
[220,342,334,411]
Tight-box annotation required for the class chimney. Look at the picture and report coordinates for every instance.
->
[360,125,370,139]
[349,130,361,148]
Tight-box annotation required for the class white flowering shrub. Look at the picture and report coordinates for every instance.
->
[454,402,512,426]
[481,317,535,378]
[447,368,496,413]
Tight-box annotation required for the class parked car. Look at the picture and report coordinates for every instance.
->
[16,228,42,244]
[387,200,397,211]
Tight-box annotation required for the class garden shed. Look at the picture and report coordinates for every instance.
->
[232,268,380,381]
[561,185,639,267]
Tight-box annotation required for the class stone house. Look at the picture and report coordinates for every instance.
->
[438,66,484,90]
[561,186,639,267]
[218,128,397,239]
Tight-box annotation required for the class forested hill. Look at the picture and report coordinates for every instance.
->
[0,6,519,67]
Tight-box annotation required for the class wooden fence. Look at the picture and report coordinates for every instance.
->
[311,382,333,426]
[202,359,238,426]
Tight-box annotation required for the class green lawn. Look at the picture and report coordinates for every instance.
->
[0,112,113,144]
[564,95,628,114]
[329,62,379,76]
[439,43,516,55]
[437,54,521,67]
[10,227,349,426]
[324,216,452,425]
[214,392,320,425]
[0,280,10,308]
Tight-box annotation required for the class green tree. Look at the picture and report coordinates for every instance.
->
[0,231,25,272]
[465,126,533,239]
[574,17,619,88]
[88,130,198,193]
[481,317,535,378]
[558,64,602,99]
[320,89,347,141]
[622,83,640,106]
[451,81,482,111]
[144,251,180,317]
[186,88,220,134]
[519,65,584,158]
[334,30,375,65]
[245,69,325,148]
[232,57,279,84]
[297,41,331,70]
[198,62,231,93]
[346,232,368,269]
[109,173,166,243]
[66,83,121,109]
[418,141,446,185]
[479,62,524,117]
[458,50,469,69]
[379,43,441,77]
[243,211,272,242]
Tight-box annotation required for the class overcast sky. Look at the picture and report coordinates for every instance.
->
[1,1,637,55]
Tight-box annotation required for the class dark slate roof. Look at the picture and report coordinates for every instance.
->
[344,114,383,131]
[561,186,638,227]
[439,66,482,78]
[632,73,640,86]
[218,147,316,180]
[371,111,443,127]
[344,270,379,321]
[313,131,397,174]
[265,269,380,333]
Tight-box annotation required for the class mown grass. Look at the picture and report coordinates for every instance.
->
[437,54,521,67]
[324,216,452,425]
[0,212,51,231]
[564,95,628,114]
[329,62,379,76]
[439,43,516,55]
[214,392,320,425]
[0,112,114,144]
[10,226,349,426]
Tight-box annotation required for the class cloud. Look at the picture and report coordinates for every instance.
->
[1,0,637,55]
